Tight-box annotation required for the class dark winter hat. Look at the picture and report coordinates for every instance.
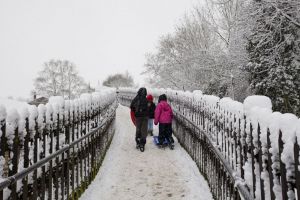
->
[137,87,147,97]
[147,94,154,102]
[158,94,167,103]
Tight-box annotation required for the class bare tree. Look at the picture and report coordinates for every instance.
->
[34,59,89,99]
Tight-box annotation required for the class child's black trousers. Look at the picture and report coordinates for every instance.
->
[158,123,174,144]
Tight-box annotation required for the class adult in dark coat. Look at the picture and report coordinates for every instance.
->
[130,87,148,152]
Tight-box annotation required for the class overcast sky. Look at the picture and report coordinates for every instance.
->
[0,0,200,98]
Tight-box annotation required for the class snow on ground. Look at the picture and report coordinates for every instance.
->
[80,105,213,200]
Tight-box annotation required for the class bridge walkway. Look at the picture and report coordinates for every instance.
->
[80,105,213,200]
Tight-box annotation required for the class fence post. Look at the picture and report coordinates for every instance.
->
[61,113,65,200]
[40,114,46,200]
[257,124,265,200]
[10,126,19,200]
[279,130,288,200]
[294,138,300,200]
[0,120,7,200]
[54,113,60,200]
[233,115,238,171]
[22,118,30,200]
[48,112,54,200]
[71,109,75,197]
[66,110,71,199]
[250,123,256,198]
[267,129,275,200]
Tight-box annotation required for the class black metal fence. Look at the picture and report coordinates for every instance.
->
[0,93,117,200]
[118,88,300,200]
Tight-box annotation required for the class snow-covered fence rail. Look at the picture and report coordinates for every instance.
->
[118,88,300,200]
[0,90,117,200]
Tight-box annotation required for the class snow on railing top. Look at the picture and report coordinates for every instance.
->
[0,89,116,137]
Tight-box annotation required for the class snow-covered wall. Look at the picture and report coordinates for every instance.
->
[118,87,300,200]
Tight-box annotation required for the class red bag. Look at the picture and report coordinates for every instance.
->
[130,110,136,126]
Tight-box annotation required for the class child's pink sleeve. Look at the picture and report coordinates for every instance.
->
[154,104,161,125]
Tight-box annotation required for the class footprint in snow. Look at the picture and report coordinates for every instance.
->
[167,193,173,197]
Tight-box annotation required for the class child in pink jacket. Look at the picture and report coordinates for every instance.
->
[154,94,174,145]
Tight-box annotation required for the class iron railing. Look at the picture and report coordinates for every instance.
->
[0,94,117,200]
[118,93,248,200]
[118,89,300,200]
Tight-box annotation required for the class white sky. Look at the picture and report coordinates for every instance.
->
[0,0,200,98]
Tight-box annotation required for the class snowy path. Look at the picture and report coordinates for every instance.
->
[80,105,213,200]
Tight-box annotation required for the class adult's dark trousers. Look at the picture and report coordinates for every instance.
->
[135,116,148,146]
[158,123,174,144]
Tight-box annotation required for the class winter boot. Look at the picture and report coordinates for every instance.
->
[167,136,174,150]
[135,137,140,149]
[168,136,174,144]
[168,143,174,150]
[158,136,164,146]
[149,130,153,136]
[139,144,145,152]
